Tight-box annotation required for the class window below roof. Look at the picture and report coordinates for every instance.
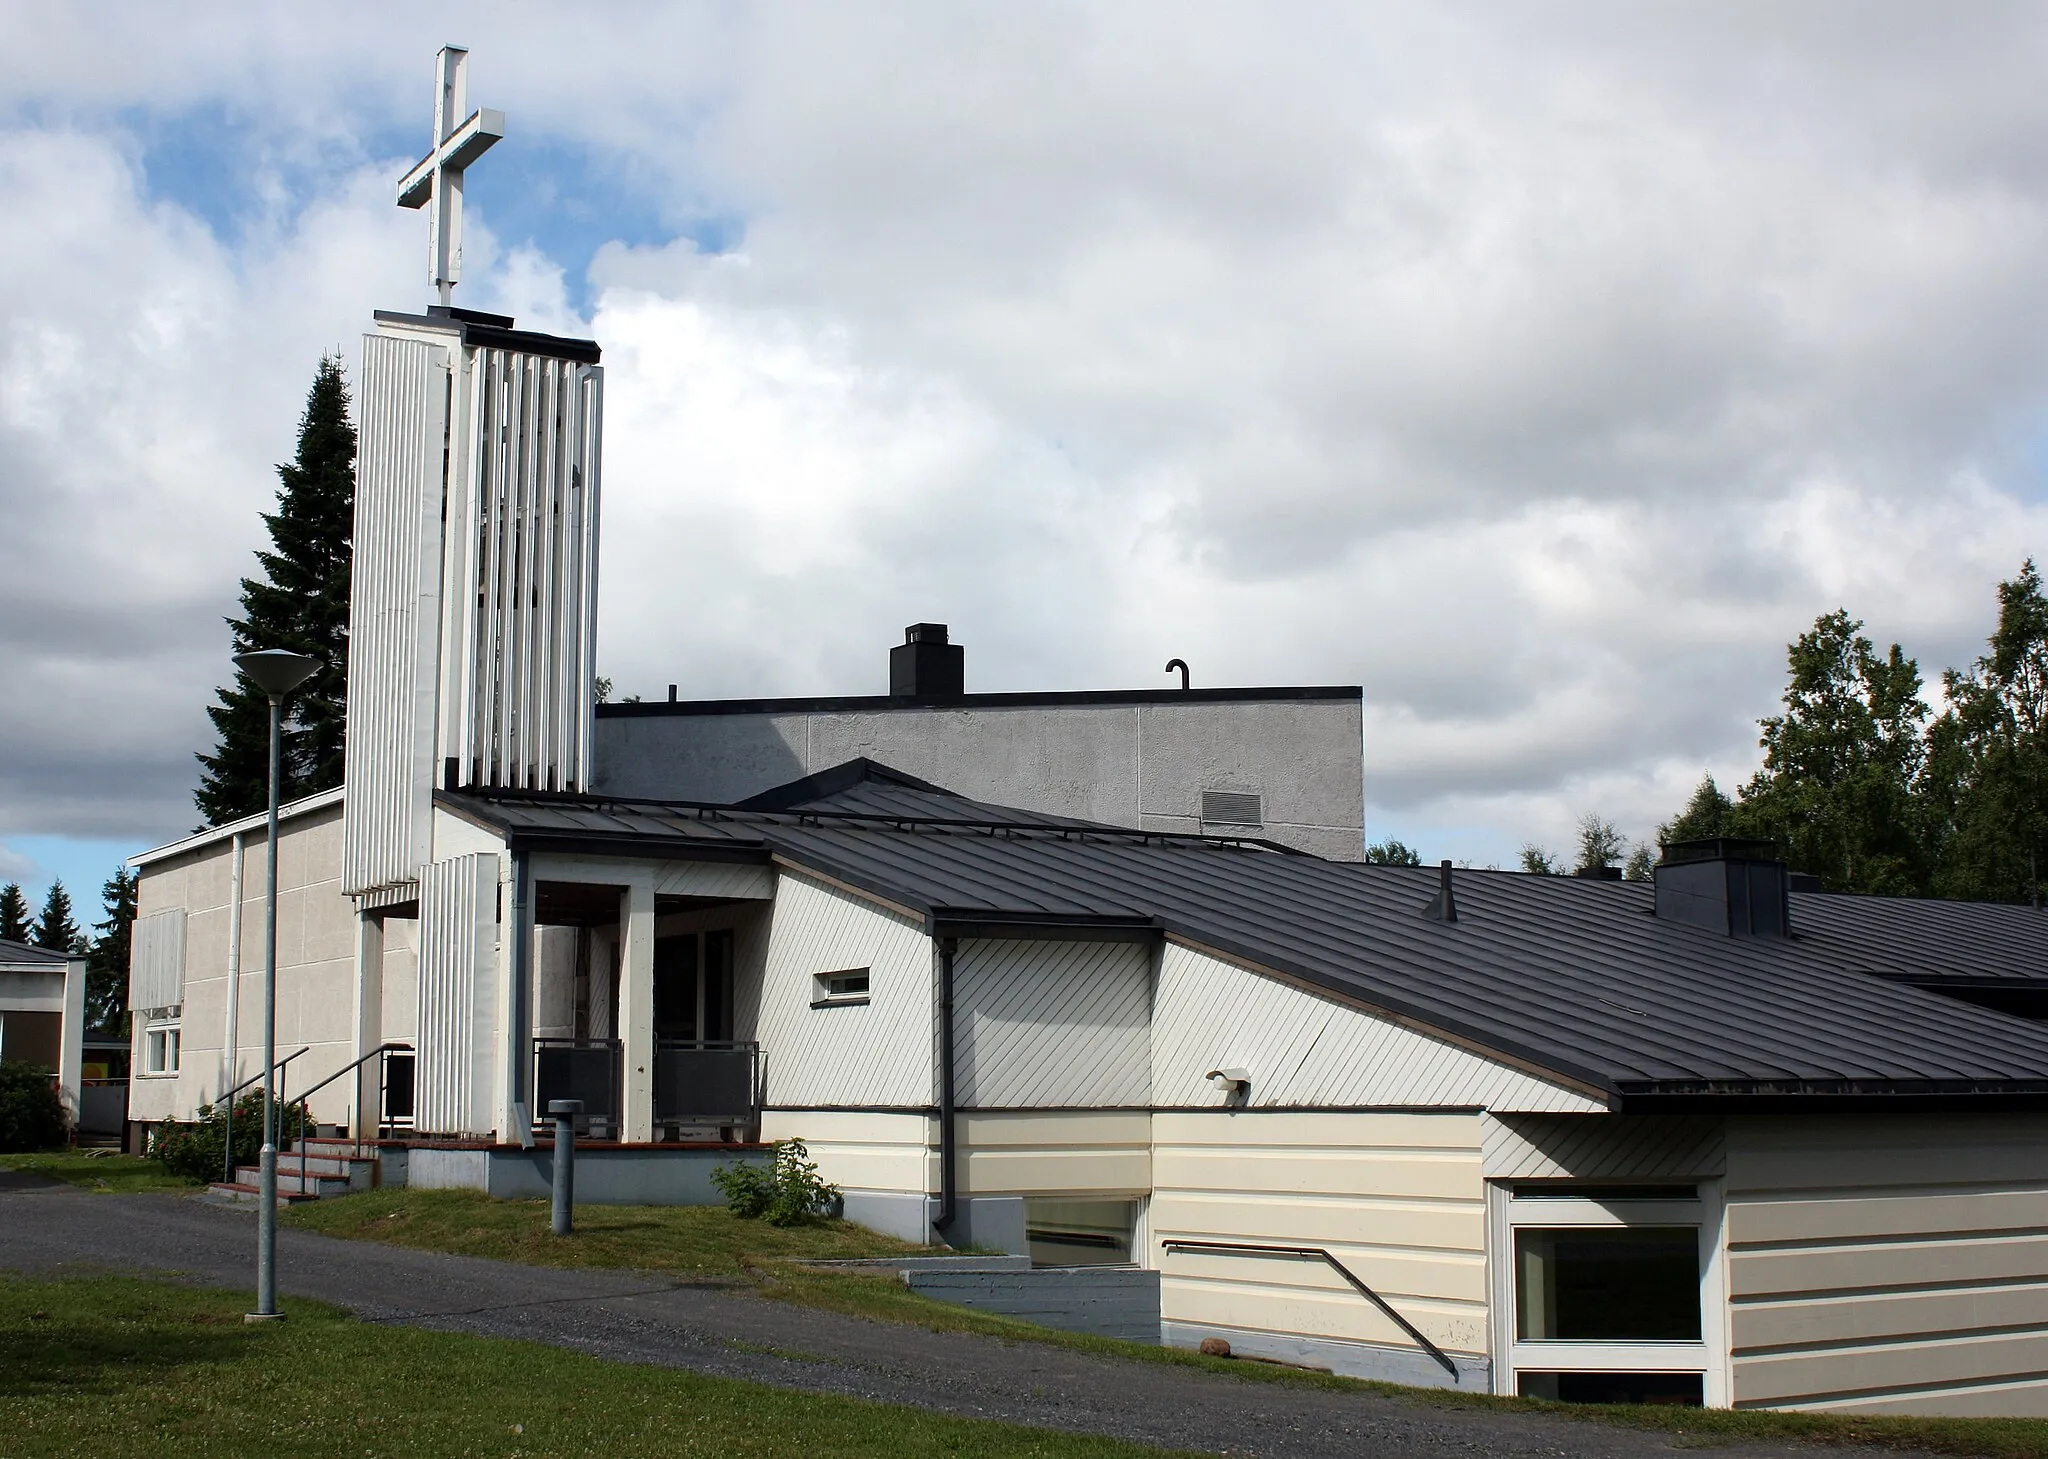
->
[811,968,871,1007]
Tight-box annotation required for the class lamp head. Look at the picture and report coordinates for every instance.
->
[234,648,322,699]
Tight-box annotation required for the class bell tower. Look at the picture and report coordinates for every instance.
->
[341,47,604,899]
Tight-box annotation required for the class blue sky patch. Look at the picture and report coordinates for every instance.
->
[126,103,735,313]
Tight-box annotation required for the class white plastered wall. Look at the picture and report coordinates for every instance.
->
[130,803,360,1128]
[1725,1113,2048,1417]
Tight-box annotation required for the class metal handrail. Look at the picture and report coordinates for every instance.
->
[220,1047,310,1185]
[1159,1239,1461,1382]
[286,1043,414,1194]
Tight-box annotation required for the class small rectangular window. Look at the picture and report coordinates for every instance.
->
[144,1025,181,1076]
[811,969,871,1007]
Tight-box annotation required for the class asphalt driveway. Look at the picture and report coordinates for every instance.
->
[0,1180,1943,1459]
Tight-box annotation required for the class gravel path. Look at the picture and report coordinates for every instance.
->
[0,1180,1940,1459]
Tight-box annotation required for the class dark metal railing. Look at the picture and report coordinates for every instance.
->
[279,1043,414,1195]
[1159,1238,1461,1382]
[220,1047,309,1185]
[534,1038,623,1140]
[653,1039,759,1133]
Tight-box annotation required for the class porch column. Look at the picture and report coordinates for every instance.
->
[619,878,656,1143]
[350,910,384,1138]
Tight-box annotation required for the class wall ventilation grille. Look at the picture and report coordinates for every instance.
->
[1201,790,1264,827]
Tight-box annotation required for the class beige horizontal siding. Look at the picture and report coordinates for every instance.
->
[960,1110,1151,1195]
[1726,1114,2048,1417]
[1152,1111,1488,1357]
[760,1109,933,1195]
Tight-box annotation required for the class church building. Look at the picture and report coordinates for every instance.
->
[123,47,2048,1419]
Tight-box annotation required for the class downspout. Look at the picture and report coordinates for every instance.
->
[220,830,246,1096]
[509,845,534,1147]
[932,935,958,1233]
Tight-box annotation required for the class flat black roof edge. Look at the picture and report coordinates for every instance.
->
[1617,1082,2048,1109]
[598,685,1364,718]
[373,309,602,365]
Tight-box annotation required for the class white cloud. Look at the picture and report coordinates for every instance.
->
[5,4,2048,867]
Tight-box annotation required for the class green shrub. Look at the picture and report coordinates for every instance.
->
[0,1060,68,1152]
[149,1093,310,1183]
[712,1138,842,1227]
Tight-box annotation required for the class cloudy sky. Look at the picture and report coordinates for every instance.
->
[5,3,2048,905]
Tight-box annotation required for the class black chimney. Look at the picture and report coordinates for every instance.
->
[1654,838,1791,937]
[890,623,964,700]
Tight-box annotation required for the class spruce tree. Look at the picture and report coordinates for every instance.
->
[0,884,28,943]
[32,882,84,954]
[86,868,138,1035]
[194,355,357,824]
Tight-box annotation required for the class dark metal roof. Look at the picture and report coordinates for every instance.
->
[736,757,1110,829]
[371,307,601,365]
[442,782,2048,1105]
[0,938,71,966]
[597,684,1361,719]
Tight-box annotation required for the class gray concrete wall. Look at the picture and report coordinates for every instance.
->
[402,1144,770,1205]
[1160,1320,1489,1389]
[594,695,1364,859]
[908,1266,1162,1343]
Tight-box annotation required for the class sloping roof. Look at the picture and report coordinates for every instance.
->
[736,757,1112,829]
[0,938,73,967]
[131,785,347,868]
[442,771,2048,1106]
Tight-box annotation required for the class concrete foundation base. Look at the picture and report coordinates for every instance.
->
[909,1266,1161,1342]
[1160,1320,1489,1390]
[836,1190,1029,1253]
[403,1144,770,1205]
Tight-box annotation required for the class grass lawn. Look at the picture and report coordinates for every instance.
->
[288,1186,2048,1459]
[0,1273,1188,1458]
[283,1186,931,1273]
[0,1148,199,1195]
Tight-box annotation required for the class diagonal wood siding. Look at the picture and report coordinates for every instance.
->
[747,873,933,1108]
[955,939,1150,1108]
[1481,1112,1724,1179]
[1153,941,1603,1112]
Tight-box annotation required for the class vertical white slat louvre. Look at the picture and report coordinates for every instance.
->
[413,853,501,1135]
[129,909,188,1013]
[954,939,1151,1108]
[569,365,603,789]
[1152,942,1606,1112]
[340,333,448,894]
[439,347,603,797]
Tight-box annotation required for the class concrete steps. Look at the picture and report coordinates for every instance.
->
[207,1137,383,1205]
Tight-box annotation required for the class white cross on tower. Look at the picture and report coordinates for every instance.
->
[397,46,505,305]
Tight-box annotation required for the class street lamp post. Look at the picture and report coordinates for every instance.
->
[234,647,321,1323]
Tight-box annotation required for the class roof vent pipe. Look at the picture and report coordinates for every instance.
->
[1425,859,1458,923]
[1166,658,1190,690]
[890,623,965,701]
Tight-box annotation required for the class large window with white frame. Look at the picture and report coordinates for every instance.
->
[1490,1182,1725,1407]
[142,1019,181,1077]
